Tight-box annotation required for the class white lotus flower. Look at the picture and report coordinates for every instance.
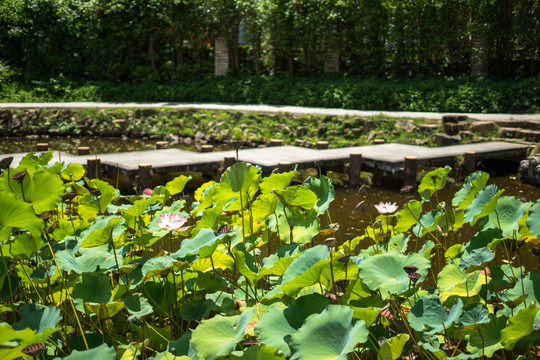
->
[374,201,398,215]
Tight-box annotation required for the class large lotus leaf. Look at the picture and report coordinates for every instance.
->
[61,162,86,181]
[17,151,53,169]
[150,353,190,360]
[142,256,175,279]
[395,200,422,233]
[251,193,278,222]
[260,171,296,193]
[281,245,330,296]
[464,228,503,253]
[255,294,330,357]
[191,307,254,359]
[357,251,430,297]
[500,305,539,350]
[464,185,504,226]
[526,201,540,238]
[13,303,62,335]
[165,175,192,195]
[306,175,335,215]
[72,273,112,311]
[452,171,490,209]
[232,247,258,286]
[80,215,124,248]
[85,301,125,319]
[55,249,118,274]
[438,265,485,301]
[0,192,43,237]
[459,303,490,328]
[143,280,175,315]
[418,166,451,202]
[172,228,225,259]
[190,206,222,236]
[215,162,260,211]
[62,343,116,360]
[0,323,50,360]
[21,171,64,214]
[412,210,440,237]
[168,331,195,357]
[435,207,466,232]
[122,293,153,321]
[377,334,410,360]
[480,196,530,237]
[179,299,214,321]
[273,205,320,244]
[459,247,495,271]
[123,198,155,218]
[275,185,317,210]
[466,315,506,358]
[289,305,368,360]
[409,295,463,334]
[230,344,286,359]
[505,270,540,305]
[5,233,46,259]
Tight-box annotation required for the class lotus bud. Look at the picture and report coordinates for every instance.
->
[344,233,356,241]
[373,219,384,229]
[335,279,350,291]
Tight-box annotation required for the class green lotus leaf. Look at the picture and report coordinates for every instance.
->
[409,295,463,334]
[72,273,112,311]
[0,192,43,237]
[463,228,503,253]
[255,294,330,357]
[61,162,86,181]
[281,245,330,296]
[275,185,318,210]
[387,233,409,253]
[0,323,50,360]
[435,207,466,232]
[273,205,320,244]
[251,193,278,222]
[191,205,222,236]
[123,198,154,217]
[459,303,490,328]
[412,210,440,237]
[62,343,116,360]
[80,215,124,248]
[143,280,175,315]
[142,256,175,279]
[464,185,504,226]
[165,175,192,195]
[377,334,410,360]
[305,175,335,215]
[437,265,485,301]
[172,228,225,259]
[418,166,451,202]
[395,200,422,233]
[452,171,490,209]
[289,305,368,360]
[121,292,153,321]
[150,352,190,360]
[466,314,506,358]
[180,299,214,321]
[18,151,53,169]
[13,303,62,335]
[191,307,254,359]
[500,305,540,350]
[357,251,430,297]
[459,247,495,271]
[85,301,125,319]
[230,344,286,359]
[55,249,118,274]
[505,270,540,306]
[215,162,260,211]
[526,201,540,238]
[260,171,296,193]
[5,233,46,259]
[168,331,195,357]
[19,171,64,214]
[480,196,530,237]
[233,246,258,286]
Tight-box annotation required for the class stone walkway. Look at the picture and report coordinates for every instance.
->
[1,102,539,122]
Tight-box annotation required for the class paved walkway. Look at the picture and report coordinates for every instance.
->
[2,102,539,122]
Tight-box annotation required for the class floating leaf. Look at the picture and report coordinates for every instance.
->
[289,306,368,360]
[191,307,254,359]
[464,185,504,226]
[409,295,463,334]
[165,175,192,195]
[357,251,430,297]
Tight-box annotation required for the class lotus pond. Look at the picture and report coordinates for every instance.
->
[0,152,539,360]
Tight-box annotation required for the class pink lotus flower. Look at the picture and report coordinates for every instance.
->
[157,213,188,232]
[374,201,398,215]
[143,188,153,196]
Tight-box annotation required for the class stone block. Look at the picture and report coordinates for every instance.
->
[469,121,496,134]
[395,119,416,132]
[434,133,462,146]
[419,124,439,132]
[444,121,467,135]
